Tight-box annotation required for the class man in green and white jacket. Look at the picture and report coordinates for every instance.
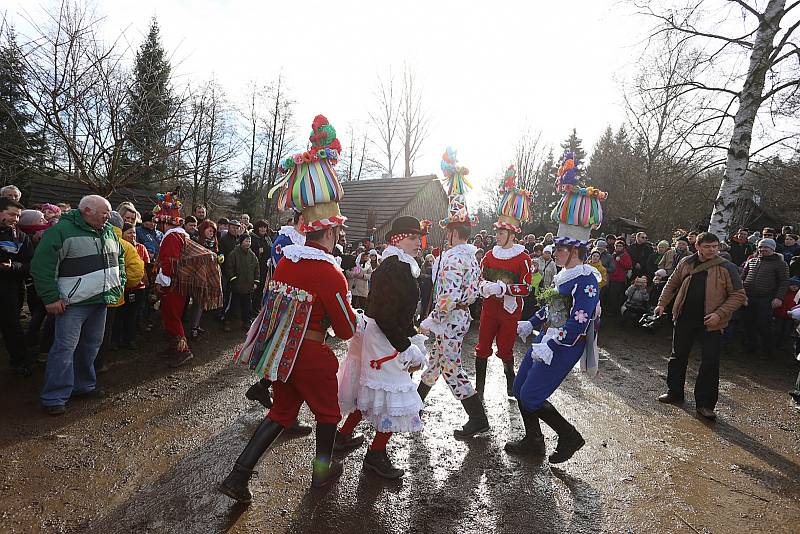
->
[31,195,125,415]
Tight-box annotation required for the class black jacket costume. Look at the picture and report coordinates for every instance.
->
[366,255,418,352]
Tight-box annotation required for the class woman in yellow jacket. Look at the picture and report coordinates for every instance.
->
[95,212,145,374]
[588,248,608,288]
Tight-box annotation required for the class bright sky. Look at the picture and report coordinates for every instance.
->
[7,0,646,201]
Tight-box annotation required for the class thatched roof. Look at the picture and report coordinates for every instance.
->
[27,177,156,210]
[340,175,446,241]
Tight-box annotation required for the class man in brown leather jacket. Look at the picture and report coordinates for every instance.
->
[654,232,747,420]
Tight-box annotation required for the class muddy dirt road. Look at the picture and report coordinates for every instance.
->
[1,321,798,533]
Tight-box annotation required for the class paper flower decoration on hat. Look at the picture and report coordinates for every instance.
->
[493,165,532,234]
[551,152,608,247]
[269,114,346,232]
[439,147,478,228]
[152,191,184,225]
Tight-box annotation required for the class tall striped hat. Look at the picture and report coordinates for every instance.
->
[439,147,478,228]
[493,165,532,234]
[269,115,346,233]
[550,151,607,248]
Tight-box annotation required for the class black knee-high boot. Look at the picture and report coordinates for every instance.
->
[535,401,585,463]
[503,360,516,398]
[454,394,490,438]
[475,358,487,395]
[311,423,344,487]
[504,400,545,455]
[219,418,284,503]
[417,381,432,417]
[417,381,432,403]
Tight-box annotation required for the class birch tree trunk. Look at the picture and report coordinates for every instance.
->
[708,0,785,239]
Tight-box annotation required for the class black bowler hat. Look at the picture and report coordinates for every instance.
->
[385,216,428,242]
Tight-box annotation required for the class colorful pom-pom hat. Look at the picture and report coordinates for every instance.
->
[152,191,184,226]
[550,151,607,247]
[439,147,479,228]
[493,165,532,234]
[269,115,347,233]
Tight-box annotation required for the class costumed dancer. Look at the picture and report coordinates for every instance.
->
[475,165,534,397]
[153,192,223,368]
[220,114,357,503]
[507,151,606,463]
[243,209,312,435]
[417,147,485,438]
[335,216,430,479]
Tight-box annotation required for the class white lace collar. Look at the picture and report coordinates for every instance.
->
[492,243,525,260]
[278,225,306,246]
[163,227,188,239]
[282,244,338,266]
[381,245,421,278]
[553,263,602,287]
[445,243,478,261]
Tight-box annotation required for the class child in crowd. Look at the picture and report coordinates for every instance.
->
[223,234,260,332]
[621,275,650,326]
[587,249,608,289]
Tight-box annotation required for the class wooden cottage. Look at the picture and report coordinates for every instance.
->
[340,175,448,246]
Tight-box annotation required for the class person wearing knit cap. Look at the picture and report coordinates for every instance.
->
[417,147,485,438]
[222,115,357,502]
[740,237,789,361]
[335,215,429,479]
[40,203,61,224]
[508,151,604,463]
[475,164,535,399]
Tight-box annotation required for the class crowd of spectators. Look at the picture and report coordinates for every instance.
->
[1,181,798,412]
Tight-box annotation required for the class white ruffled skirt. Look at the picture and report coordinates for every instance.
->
[337,318,423,433]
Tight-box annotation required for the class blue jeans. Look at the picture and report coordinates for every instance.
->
[41,304,107,407]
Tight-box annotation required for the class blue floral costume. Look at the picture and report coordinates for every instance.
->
[514,264,601,411]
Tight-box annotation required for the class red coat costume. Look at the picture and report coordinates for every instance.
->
[476,244,533,362]
[157,228,189,341]
[266,242,357,428]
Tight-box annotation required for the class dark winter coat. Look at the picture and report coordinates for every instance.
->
[0,225,33,285]
[218,232,239,257]
[628,242,653,277]
[366,255,419,353]
[728,239,755,267]
[225,245,260,294]
[741,253,789,300]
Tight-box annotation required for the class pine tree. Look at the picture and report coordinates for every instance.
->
[560,128,587,166]
[531,149,560,228]
[125,17,173,187]
[0,28,47,191]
